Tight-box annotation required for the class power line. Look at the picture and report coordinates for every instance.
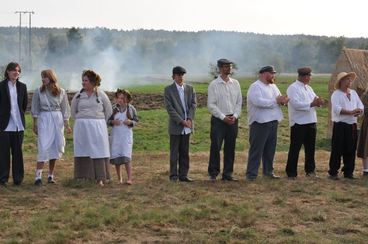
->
[14,11,35,70]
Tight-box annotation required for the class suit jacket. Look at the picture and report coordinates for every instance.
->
[164,82,196,135]
[0,79,28,131]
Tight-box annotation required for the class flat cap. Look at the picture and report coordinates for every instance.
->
[297,67,312,76]
[259,65,276,74]
[172,66,187,75]
[217,58,233,67]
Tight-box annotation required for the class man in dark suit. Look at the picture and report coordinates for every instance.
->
[164,66,197,182]
[0,62,28,186]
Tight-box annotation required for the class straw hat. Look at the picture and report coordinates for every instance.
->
[335,72,357,89]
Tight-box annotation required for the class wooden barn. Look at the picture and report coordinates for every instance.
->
[327,48,368,137]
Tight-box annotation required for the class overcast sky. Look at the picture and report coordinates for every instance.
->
[0,0,367,37]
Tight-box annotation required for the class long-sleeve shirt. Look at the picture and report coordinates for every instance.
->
[207,76,242,120]
[71,88,112,121]
[287,80,317,127]
[247,80,283,125]
[331,89,363,124]
[31,87,71,121]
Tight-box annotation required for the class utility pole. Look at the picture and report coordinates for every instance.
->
[14,11,34,70]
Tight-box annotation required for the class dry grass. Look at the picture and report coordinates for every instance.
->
[1,151,368,243]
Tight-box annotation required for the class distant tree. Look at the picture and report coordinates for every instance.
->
[67,27,83,53]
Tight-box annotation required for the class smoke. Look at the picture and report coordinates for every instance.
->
[0,27,360,91]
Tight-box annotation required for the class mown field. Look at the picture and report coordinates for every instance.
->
[2,75,368,243]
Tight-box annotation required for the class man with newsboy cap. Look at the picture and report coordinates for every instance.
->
[246,65,288,180]
[207,59,242,181]
[164,66,197,182]
[285,67,324,179]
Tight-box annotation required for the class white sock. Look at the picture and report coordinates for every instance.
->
[35,169,43,180]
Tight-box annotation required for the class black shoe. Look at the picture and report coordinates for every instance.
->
[221,176,238,181]
[344,175,357,180]
[306,172,319,178]
[288,176,297,180]
[13,181,22,186]
[363,172,368,177]
[265,174,280,179]
[328,175,339,180]
[47,176,56,184]
[209,175,217,181]
[179,177,194,182]
[34,179,42,186]
[0,182,7,187]
[170,177,178,182]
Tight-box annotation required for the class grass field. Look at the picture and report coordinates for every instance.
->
[2,75,368,243]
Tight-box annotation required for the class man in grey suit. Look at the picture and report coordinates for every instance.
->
[164,66,197,182]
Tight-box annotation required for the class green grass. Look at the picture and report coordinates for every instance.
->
[4,74,356,243]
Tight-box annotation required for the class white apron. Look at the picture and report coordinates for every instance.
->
[37,111,65,161]
[110,111,133,159]
[73,119,110,158]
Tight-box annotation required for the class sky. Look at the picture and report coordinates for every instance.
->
[0,0,367,38]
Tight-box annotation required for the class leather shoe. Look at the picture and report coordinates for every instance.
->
[209,175,217,181]
[328,175,339,180]
[34,179,42,186]
[179,177,194,182]
[47,176,56,184]
[344,175,357,180]
[221,176,238,181]
[170,177,178,182]
[265,174,280,179]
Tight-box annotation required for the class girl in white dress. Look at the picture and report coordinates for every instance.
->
[31,69,72,185]
[108,89,138,185]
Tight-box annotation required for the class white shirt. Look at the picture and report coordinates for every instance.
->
[331,89,363,124]
[175,82,191,135]
[247,80,283,125]
[207,76,242,120]
[287,80,318,127]
[5,81,24,132]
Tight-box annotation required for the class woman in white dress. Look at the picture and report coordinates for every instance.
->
[71,70,112,186]
[31,69,71,185]
[108,89,138,185]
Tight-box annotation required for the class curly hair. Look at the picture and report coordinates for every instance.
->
[82,70,101,87]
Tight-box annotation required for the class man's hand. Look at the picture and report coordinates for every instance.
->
[223,115,236,125]
[310,97,324,107]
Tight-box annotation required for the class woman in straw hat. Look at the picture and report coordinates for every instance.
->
[71,70,112,186]
[328,72,363,180]
[357,89,368,177]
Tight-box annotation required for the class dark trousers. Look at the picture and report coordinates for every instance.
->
[169,134,190,179]
[285,123,316,177]
[0,131,24,184]
[208,116,238,178]
[246,120,278,179]
[328,122,357,177]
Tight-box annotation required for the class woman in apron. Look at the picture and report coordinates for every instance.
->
[71,70,112,186]
[109,89,138,185]
[31,69,71,185]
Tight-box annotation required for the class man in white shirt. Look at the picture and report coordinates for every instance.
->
[207,59,242,181]
[246,65,288,180]
[164,66,197,182]
[328,71,363,180]
[0,62,28,186]
[285,67,324,179]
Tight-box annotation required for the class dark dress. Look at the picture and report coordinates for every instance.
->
[357,92,368,158]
